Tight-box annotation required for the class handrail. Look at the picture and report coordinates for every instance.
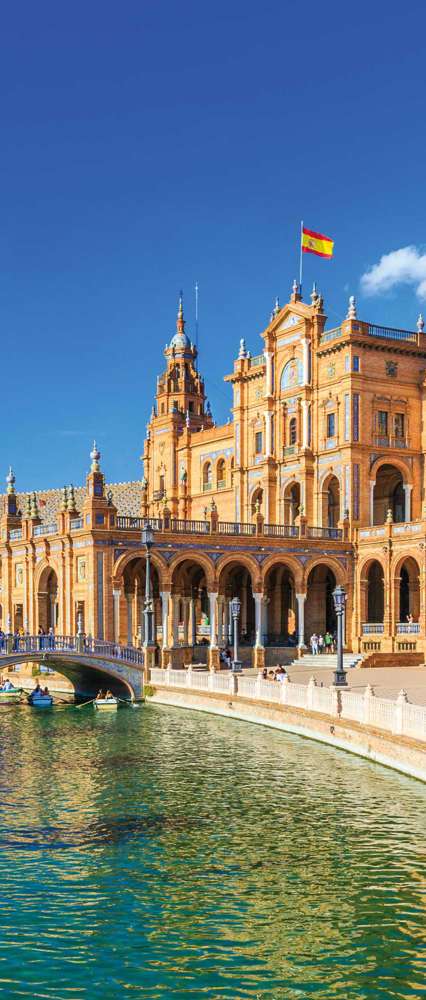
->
[307,526,343,540]
[33,522,58,537]
[0,635,144,666]
[217,521,256,536]
[367,323,417,342]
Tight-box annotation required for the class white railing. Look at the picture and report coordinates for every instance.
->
[0,635,144,666]
[362,623,385,634]
[396,623,420,634]
[149,669,426,742]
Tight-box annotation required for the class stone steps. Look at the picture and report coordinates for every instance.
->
[290,653,363,669]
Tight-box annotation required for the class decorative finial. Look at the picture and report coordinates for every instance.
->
[292,278,298,295]
[90,440,101,473]
[25,493,32,518]
[310,281,318,304]
[347,295,357,320]
[6,466,15,495]
[386,507,393,524]
[238,337,248,359]
[255,498,261,514]
[210,498,217,512]
[417,312,424,333]
[270,296,280,320]
[61,486,68,511]
[185,409,190,428]
[68,484,76,510]
[30,491,39,520]
[176,291,185,334]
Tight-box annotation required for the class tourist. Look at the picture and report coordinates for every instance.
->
[268,670,276,680]
[96,689,105,700]
[105,690,113,700]
[276,666,287,682]
[406,613,414,625]
[310,633,319,655]
[48,627,55,649]
[261,668,268,680]
[224,646,232,668]
[324,631,332,652]
[43,686,50,696]
[33,682,42,697]
[3,679,14,691]
[318,634,325,654]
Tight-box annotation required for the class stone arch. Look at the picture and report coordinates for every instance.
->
[202,460,213,492]
[372,462,408,524]
[217,557,258,645]
[262,558,301,645]
[261,553,304,591]
[393,554,421,624]
[305,562,338,640]
[359,557,385,625]
[280,357,303,391]
[282,480,301,525]
[319,472,341,528]
[112,548,168,588]
[170,556,212,650]
[250,486,263,515]
[216,552,259,588]
[36,562,60,633]
[302,555,347,590]
[168,551,215,591]
[216,456,226,488]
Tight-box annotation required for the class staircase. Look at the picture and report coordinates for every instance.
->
[289,652,363,670]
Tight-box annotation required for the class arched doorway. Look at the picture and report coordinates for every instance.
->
[373,464,405,524]
[264,564,297,645]
[398,557,420,624]
[367,561,384,623]
[283,482,300,525]
[38,567,59,632]
[322,475,340,528]
[170,559,209,648]
[218,562,255,647]
[305,564,337,639]
[122,556,161,646]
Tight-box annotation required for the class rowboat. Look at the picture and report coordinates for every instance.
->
[0,688,22,704]
[28,693,53,708]
[94,697,118,712]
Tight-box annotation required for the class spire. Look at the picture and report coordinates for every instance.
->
[68,484,76,510]
[90,440,101,473]
[347,295,357,320]
[30,491,39,520]
[61,486,68,512]
[291,279,302,303]
[417,312,424,333]
[310,282,318,304]
[25,494,32,518]
[177,291,185,335]
[270,296,280,320]
[6,466,15,495]
[238,337,248,359]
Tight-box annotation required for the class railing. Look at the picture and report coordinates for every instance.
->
[217,479,226,489]
[367,323,417,343]
[170,519,209,534]
[0,634,144,666]
[362,623,385,634]
[373,434,410,449]
[149,668,426,742]
[33,522,58,537]
[307,526,343,540]
[70,517,83,531]
[263,524,299,538]
[249,353,265,367]
[202,482,213,492]
[217,521,256,536]
[116,516,144,530]
[320,326,342,343]
[283,445,296,456]
[396,623,420,634]
[142,517,164,530]
[9,529,22,541]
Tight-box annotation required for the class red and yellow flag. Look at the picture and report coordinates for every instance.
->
[301,226,334,259]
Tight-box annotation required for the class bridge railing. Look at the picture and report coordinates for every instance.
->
[0,635,144,666]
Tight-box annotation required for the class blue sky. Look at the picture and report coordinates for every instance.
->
[1,1,426,490]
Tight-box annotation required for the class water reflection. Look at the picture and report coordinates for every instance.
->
[0,704,425,998]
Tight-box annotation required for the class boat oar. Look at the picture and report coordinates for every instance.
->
[76,698,96,709]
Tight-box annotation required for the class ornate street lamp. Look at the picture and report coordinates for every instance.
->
[142,524,156,648]
[332,585,348,687]
[230,596,242,672]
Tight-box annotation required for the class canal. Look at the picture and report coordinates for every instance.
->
[0,703,425,998]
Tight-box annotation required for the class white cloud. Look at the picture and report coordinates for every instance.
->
[360,245,426,301]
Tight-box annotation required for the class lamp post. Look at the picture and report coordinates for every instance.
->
[332,585,348,687]
[230,596,242,672]
[142,524,156,648]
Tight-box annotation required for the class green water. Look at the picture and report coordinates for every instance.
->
[0,704,425,999]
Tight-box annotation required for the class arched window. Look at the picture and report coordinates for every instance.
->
[251,487,263,515]
[289,417,297,446]
[203,462,212,491]
[217,459,226,489]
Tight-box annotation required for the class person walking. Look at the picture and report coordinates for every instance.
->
[318,633,325,654]
[310,632,319,655]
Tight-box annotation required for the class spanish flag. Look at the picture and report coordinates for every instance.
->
[302,226,334,259]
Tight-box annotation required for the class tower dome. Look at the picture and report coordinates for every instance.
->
[169,293,191,352]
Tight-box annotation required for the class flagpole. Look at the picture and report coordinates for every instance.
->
[299,220,303,295]
[195,281,199,368]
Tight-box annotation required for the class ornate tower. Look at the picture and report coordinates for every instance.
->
[143,295,213,515]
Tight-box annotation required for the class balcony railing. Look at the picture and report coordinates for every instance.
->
[283,445,296,456]
[217,521,256,536]
[33,522,57,537]
[263,524,299,538]
[320,326,342,343]
[362,623,385,634]
[9,529,22,541]
[202,482,213,492]
[249,353,265,367]
[396,622,420,634]
[367,323,417,343]
[170,519,209,534]
[116,516,144,530]
[217,479,226,489]
[307,526,343,540]
[373,434,410,449]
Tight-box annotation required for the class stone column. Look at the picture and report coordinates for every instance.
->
[113,589,121,643]
[209,592,218,648]
[302,337,310,385]
[161,591,170,649]
[133,580,139,644]
[403,483,412,522]
[172,596,179,646]
[264,351,273,396]
[190,596,196,646]
[241,583,248,633]
[264,411,272,457]
[369,480,375,523]
[296,593,306,649]
[301,400,309,449]
[254,593,263,648]
[217,596,224,644]
[183,597,190,645]
[261,596,269,645]
[126,593,132,645]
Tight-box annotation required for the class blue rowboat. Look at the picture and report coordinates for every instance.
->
[28,693,53,708]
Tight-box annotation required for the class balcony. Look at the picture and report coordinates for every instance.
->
[9,529,22,541]
[367,323,417,343]
[202,482,213,492]
[396,622,420,634]
[153,489,165,501]
[33,522,58,538]
[70,517,83,531]
[307,526,343,540]
[217,479,226,490]
[373,434,410,449]
[362,623,384,634]
[283,445,296,457]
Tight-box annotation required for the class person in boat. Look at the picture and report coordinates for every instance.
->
[33,682,42,697]
[3,679,15,691]
[105,690,114,700]
[43,686,50,696]
[95,689,105,700]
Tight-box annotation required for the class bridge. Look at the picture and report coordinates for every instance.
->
[0,636,145,700]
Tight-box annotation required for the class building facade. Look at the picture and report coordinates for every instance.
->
[1,285,426,667]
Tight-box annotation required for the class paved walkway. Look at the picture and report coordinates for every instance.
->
[286,660,426,705]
